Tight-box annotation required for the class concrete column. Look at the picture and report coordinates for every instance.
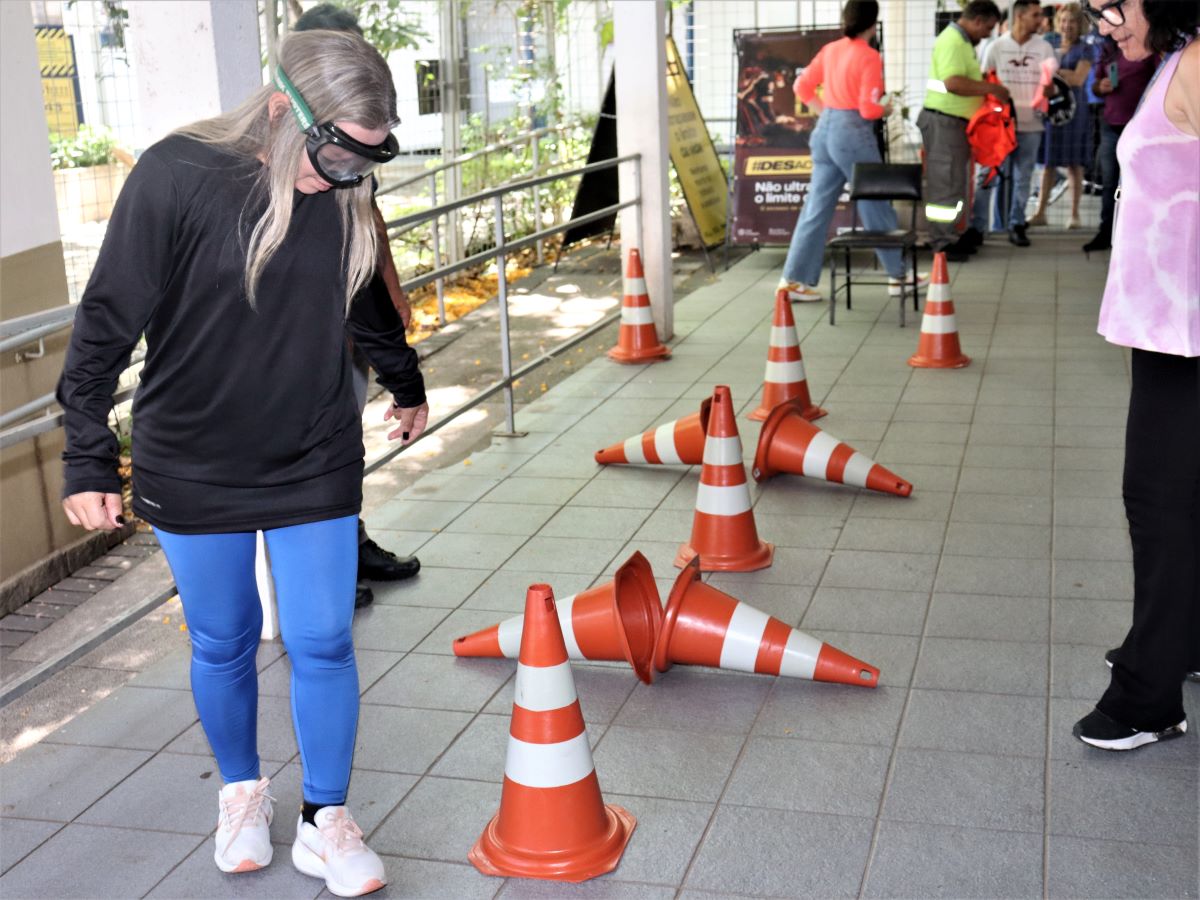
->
[613,0,673,340]
[125,0,261,150]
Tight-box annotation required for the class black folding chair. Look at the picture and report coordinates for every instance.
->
[826,162,923,326]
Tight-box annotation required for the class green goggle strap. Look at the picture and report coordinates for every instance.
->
[273,65,315,132]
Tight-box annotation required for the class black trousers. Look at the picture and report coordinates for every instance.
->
[1098,349,1200,731]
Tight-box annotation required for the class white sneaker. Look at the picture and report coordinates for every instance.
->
[292,806,386,897]
[214,777,274,873]
[778,279,824,302]
[888,273,930,296]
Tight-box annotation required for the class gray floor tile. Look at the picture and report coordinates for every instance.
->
[1051,642,1114,701]
[126,648,192,691]
[369,567,492,609]
[415,608,536,656]
[725,736,890,818]
[864,820,1043,899]
[884,748,1044,833]
[590,726,744,803]
[429,713,513,782]
[1054,496,1128,528]
[836,518,946,555]
[442,502,560,536]
[850,490,955,522]
[0,743,151,821]
[369,776,499,861]
[569,470,686,510]
[754,681,906,745]
[402,473,504,503]
[801,587,929,636]
[1048,756,1198,846]
[1055,447,1124,472]
[416,531,528,570]
[751,479,857,519]
[0,818,62,876]
[943,522,1051,559]
[351,603,452,652]
[575,793,714,888]
[935,555,1051,598]
[685,805,873,898]
[77,751,227,834]
[747,514,848,551]
[502,535,626,575]
[483,476,589,506]
[615,669,771,734]
[915,637,1048,696]
[41,684,197,752]
[1053,469,1122,499]
[166,693,297,764]
[461,570,595,613]
[805,630,920,689]
[962,443,1052,470]
[363,653,513,712]
[539,506,652,541]
[820,550,939,593]
[925,593,1050,642]
[952,492,1052,525]
[145,839,324,899]
[498,879,676,898]
[1047,836,1199,899]
[1051,598,1132,648]
[365,498,470,532]
[1054,559,1132,600]
[0,823,201,899]
[372,857,496,899]
[900,689,1047,758]
[353,705,472,774]
[700,546,830,588]
[957,466,1052,496]
[968,423,1053,447]
[1052,525,1131,561]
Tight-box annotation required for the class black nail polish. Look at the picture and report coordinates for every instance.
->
[402,432,410,441]
[115,515,127,526]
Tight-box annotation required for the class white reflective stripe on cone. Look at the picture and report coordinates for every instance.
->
[801,431,840,479]
[764,359,806,384]
[622,434,647,464]
[505,731,594,788]
[719,602,771,672]
[777,629,822,679]
[841,452,876,488]
[624,277,647,296]
[702,436,743,467]
[696,482,752,516]
[654,422,683,464]
[557,595,582,660]
[921,313,959,335]
[769,325,799,348]
[926,282,951,302]
[498,616,523,657]
[514,659,578,711]
[621,306,655,326]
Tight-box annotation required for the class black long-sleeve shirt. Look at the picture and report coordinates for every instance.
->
[56,134,425,533]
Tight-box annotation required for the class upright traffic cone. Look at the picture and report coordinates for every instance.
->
[595,398,710,466]
[654,558,880,687]
[470,584,636,882]
[752,402,913,497]
[451,551,664,684]
[748,288,826,421]
[908,252,970,368]
[607,248,670,364]
[676,386,774,572]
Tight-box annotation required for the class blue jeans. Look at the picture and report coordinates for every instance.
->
[970,130,1043,231]
[155,515,360,805]
[782,108,904,286]
[1097,121,1122,238]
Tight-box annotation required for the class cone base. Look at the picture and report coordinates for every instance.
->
[607,344,671,364]
[674,540,774,573]
[469,803,636,882]
[908,353,970,369]
[747,402,826,423]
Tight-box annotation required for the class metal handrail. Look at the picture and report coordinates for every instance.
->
[0,304,77,354]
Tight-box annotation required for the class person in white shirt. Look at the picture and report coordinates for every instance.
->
[971,0,1057,246]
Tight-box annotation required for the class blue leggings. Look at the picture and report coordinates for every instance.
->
[155,515,359,805]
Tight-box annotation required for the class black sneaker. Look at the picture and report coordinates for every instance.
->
[1082,234,1111,253]
[1105,647,1199,681]
[961,227,984,249]
[943,246,972,263]
[1008,225,1030,247]
[1073,708,1187,751]
[354,582,374,609]
[358,537,420,581]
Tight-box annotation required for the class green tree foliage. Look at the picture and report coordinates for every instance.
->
[334,0,429,54]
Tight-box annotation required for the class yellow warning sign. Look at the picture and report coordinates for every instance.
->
[665,37,727,247]
[35,27,80,137]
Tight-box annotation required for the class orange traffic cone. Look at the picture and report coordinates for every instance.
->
[908,252,970,369]
[595,398,711,466]
[654,558,880,687]
[451,552,664,684]
[676,386,774,572]
[470,583,636,882]
[752,402,913,497]
[748,288,826,422]
[607,248,670,364]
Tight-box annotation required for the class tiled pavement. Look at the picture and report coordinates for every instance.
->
[2,235,1197,899]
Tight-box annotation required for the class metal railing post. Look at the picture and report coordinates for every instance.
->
[492,194,521,437]
[531,136,544,265]
[429,173,447,326]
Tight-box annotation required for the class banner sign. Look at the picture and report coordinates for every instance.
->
[729,27,850,246]
[36,26,83,137]
[665,36,727,247]
[562,73,619,251]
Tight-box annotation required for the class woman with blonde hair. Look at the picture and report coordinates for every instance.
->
[56,29,426,896]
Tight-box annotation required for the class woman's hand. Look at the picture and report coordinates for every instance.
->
[63,492,125,531]
[384,401,429,445]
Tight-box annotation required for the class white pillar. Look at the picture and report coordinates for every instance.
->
[125,0,262,150]
[613,0,673,340]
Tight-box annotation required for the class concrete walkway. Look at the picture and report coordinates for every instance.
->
[1,235,1196,899]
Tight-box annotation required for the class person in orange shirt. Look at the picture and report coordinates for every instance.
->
[778,0,926,302]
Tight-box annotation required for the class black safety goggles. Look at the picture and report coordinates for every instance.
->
[273,66,398,187]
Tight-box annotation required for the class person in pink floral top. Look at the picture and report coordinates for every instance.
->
[1074,0,1199,752]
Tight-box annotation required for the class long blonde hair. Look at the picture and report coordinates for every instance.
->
[174,30,397,310]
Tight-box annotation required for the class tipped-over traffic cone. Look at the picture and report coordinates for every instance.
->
[676,386,774,572]
[748,288,827,421]
[752,402,913,497]
[470,583,636,882]
[595,398,711,466]
[655,558,880,686]
[908,252,970,369]
[608,248,670,364]
[451,551,664,684]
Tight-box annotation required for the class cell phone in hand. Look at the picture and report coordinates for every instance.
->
[1108,63,1119,88]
